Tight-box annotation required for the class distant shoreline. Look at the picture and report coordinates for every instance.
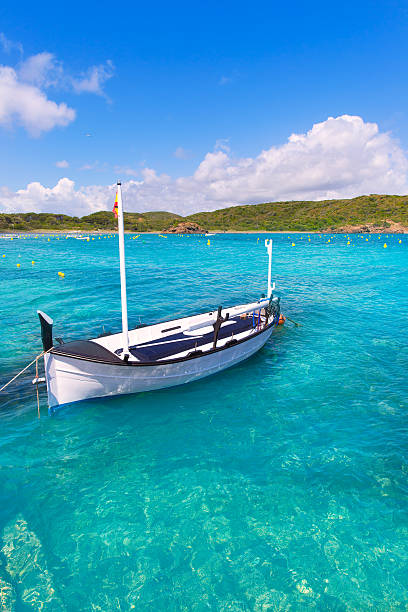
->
[1,194,408,234]
[0,229,312,234]
[1,228,407,236]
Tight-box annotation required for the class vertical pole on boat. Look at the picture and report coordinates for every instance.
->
[265,239,275,298]
[117,181,129,357]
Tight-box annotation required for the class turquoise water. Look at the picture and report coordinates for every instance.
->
[0,232,407,610]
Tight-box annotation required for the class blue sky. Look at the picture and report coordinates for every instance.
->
[1,0,408,214]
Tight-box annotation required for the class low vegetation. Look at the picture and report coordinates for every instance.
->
[1,194,407,232]
[187,195,408,231]
[0,211,183,232]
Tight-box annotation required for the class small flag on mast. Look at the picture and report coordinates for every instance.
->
[113,192,118,218]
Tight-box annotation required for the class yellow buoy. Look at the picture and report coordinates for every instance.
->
[32,261,35,265]
[2,254,5,257]
[398,239,402,244]
[384,243,387,248]
[291,242,295,246]
[58,271,65,277]
[207,239,210,246]
[16,263,20,267]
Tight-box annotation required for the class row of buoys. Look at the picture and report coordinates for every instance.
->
[288,240,393,248]
[282,233,404,240]
[12,261,65,276]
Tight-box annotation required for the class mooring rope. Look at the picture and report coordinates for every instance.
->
[0,348,52,393]
[285,316,301,327]
[35,355,40,419]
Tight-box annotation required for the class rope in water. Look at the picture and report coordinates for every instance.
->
[285,316,301,327]
[35,355,40,419]
[0,348,52,393]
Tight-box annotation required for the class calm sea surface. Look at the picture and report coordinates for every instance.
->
[0,232,407,610]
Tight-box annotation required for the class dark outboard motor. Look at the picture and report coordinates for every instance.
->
[37,310,54,351]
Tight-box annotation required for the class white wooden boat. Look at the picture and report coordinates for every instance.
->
[38,183,281,409]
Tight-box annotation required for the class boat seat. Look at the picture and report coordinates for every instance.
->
[126,315,255,362]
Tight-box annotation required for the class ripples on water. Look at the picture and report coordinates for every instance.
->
[0,232,407,610]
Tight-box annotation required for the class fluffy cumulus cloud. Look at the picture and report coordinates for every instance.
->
[0,66,75,136]
[0,178,108,216]
[1,115,408,215]
[0,34,115,135]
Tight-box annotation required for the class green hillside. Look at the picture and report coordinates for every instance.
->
[0,211,183,232]
[187,194,408,231]
[0,194,407,232]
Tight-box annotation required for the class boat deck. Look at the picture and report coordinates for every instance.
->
[51,313,268,364]
[116,314,260,361]
[50,298,273,365]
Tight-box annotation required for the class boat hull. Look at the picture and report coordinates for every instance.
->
[44,325,275,408]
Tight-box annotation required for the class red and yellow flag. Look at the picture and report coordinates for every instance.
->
[113,192,118,218]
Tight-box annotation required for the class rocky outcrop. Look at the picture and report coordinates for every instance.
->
[164,221,207,234]
[330,219,408,234]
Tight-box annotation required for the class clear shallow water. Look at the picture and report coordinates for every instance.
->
[0,232,407,610]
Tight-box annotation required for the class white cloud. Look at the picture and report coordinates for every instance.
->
[80,161,110,172]
[55,160,69,168]
[18,52,62,87]
[0,42,115,135]
[18,53,114,98]
[173,146,191,159]
[0,65,75,136]
[80,162,98,171]
[1,115,407,216]
[72,60,114,97]
[214,138,230,153]
[114,166,139,177]
[0,33,23,56]
[0,178,108,216]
